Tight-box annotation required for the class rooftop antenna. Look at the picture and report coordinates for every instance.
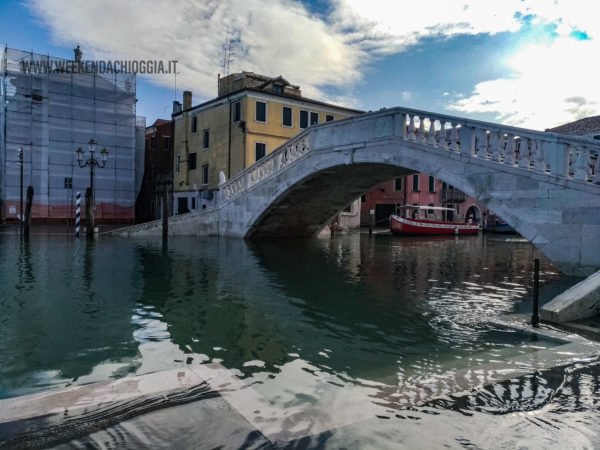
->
[173,64,180,101]
[222,26,238,76]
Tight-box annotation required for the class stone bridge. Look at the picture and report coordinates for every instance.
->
[117,107,600,276]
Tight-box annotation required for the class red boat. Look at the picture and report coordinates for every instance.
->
[390,206,480,236]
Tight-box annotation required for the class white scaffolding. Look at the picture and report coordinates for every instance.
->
[0,47,144,222]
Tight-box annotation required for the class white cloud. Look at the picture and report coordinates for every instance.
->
[28,0,367,105]
[449,32,600,129]
[27,0,600,127]
[330,0,525,54]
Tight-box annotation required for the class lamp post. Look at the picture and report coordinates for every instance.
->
[17,147,23,235]
[76,139,108,236]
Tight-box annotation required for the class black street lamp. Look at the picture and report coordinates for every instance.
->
[76,139,109,235]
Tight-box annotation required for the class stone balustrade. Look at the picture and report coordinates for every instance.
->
[220,107,600,204]
[395,108,600,183]
[220,134,310,202]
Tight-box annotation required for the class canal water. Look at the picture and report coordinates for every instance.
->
[1,232,599,448]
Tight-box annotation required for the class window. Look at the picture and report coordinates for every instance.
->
[191,116,197,133]
[162,136,170,150]
[64,177,72,189]
[273,85,284,94]
[594,135,600,140]
[412,174,419,191]
[202,164,209,185]
[442,182,447,190]
[300,110,319,128]
[361,194,366,203]
[394,178,402,191]
[202,129,209,149]
[188,152,197,170]
[255,142,266,161]
[191,197,196,210]
[299,110,309,129]
[310,112,319,126]
[428,176,435,193]
[175,155,180,172]
[255,101,267,122]
[282,106,292,127]
[325,114,334,122]
[233,101,241,122]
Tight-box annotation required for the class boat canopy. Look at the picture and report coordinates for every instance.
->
[398,205,457,211]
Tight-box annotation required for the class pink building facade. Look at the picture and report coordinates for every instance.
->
[360,174,488,227]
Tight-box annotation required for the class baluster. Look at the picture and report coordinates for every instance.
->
[408,115,416,141]
[584,148,593,180]
[426,119,436,146]
[518,137,530,168]
[490,131,500,161]
[568,145,577,176]
[450,123,459,152]
[467,126,477,156]
[418,117,426,143]
[437,121,446,149]
[574,147,588,181]
[473,128,482,156]
[534,141,546,172]
[504,134,516,165]
[484,131,492,159]
[529,140,537,169]
[498,133,506,162]
[476,129,488,158]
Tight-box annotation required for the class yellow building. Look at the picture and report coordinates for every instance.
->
[172,72,362,213]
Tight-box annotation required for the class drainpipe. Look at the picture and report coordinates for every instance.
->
[228,98,232,179]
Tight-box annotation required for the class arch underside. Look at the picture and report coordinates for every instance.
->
[247,163,416,237]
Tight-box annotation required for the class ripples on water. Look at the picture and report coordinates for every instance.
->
[0,232,598,448]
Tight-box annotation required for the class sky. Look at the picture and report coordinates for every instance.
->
[1,0,599,130]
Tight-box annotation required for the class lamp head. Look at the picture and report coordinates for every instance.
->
[88,139,96,153]
[76,147,84,162]
[101,148,109,163]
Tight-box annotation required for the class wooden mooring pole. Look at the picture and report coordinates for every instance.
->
[531,258,540,327]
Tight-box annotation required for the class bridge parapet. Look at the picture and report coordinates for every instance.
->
[388,107,600,184]
[220,133,311,204]
[220,107,600,204]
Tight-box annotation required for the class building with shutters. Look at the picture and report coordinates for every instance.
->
[171,72,362,213]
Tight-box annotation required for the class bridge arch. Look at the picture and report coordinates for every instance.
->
[218,107,600,276]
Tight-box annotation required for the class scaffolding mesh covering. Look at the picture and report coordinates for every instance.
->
[0,47,144,222]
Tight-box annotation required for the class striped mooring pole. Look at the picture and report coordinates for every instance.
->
[75,191,81,237]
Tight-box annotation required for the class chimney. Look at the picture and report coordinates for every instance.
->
[173,101,182,114]
[183,91,192,110]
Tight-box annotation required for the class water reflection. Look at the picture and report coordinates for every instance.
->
[0,236,141,398]
[1,231,597,447]
[15,237,35,292]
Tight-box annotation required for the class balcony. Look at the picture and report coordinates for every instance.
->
[442,188,466,203]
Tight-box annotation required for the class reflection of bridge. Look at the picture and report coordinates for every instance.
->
[118,107,600,276]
